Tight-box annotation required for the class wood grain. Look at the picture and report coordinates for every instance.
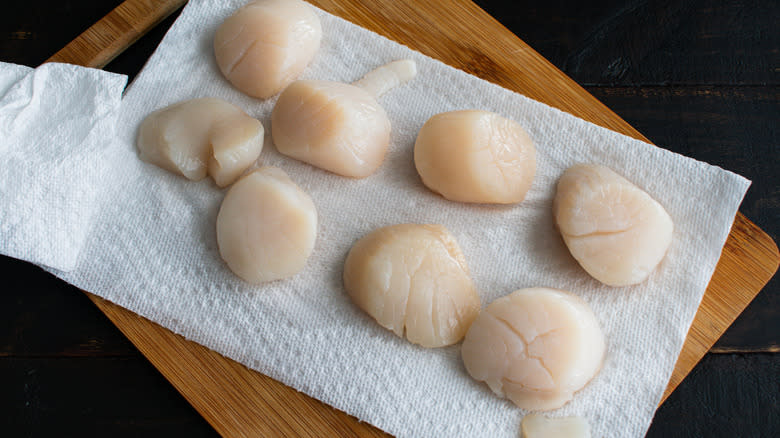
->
[46,0,186,68]
[48,0,778,435]
[87,293,390,437]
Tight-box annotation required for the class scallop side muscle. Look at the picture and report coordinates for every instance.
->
[343,224,480,348]
[272,60,417,178]
[553,164,674,286]
[461,287,605,411]
[137,98,264,187]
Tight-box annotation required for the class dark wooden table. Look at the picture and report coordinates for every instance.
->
[1,1,777,436]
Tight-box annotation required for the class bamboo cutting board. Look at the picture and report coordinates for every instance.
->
[48,0,779,436]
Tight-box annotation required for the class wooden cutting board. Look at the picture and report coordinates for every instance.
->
[48,0,779,436]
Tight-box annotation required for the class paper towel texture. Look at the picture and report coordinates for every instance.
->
[4,1,750,437]
[0,62,126,271]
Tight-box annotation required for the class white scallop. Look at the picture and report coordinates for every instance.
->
[137,98,264,187]
[214,0,322,99]
[272,60,417,178]
[521,414,591,438]
[343,224,480,348]
[461,288,605,411]
[216,166,317,283]
[414,110,536,204]
[553,164,674,286]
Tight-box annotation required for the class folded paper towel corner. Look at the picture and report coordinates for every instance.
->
[0,61,127,272]
[0,1,750,437]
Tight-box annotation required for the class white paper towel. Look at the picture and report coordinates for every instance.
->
[0,1,751,437]
[0,62,126,271]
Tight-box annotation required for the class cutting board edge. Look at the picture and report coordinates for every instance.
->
[47,0,779,435]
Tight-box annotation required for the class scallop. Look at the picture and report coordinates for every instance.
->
[553,164,674,286]
[216,166,317,283]
[214,0,322,99]
[461,288,605,411]
[343,224,479,348]
[414,110,536,204]
[272,60,417,178]
[137,98,264,187]
[521,414,591,438]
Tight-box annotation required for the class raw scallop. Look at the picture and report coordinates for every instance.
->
[214,0,321,98]
[216,166,317,283]
[553,164,674,286]
[414,110,536,204]
[137,98,264,187]
[272,60,417,178]
[521,414,591,438]
[343,224,479,348]
[461,287,605,411]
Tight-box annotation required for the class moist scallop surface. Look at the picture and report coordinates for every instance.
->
[216,166,317,283]
[553,164,674,286]
[461,288,605,411]
[271,80,390,178]
[272,60,417,178]
[343,224,480,348]
[414,110,536,204]
[520,414,591,438]
[214,0,322,99]
[137,98,264,187]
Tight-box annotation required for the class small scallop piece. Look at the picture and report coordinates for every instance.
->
[553,164,674,286]
[216,166,317,283]
[461,288,605,411]
[414,110,536,204]
[137,98,264,187]
[343,224,480,348]
[521,414,591,438]
[272,60,417,178]
[214,0,322,99]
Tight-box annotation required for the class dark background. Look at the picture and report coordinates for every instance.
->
[1,0,778,436]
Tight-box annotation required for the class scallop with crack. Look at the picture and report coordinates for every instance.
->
[461,287,605,411]
[343,224,480,348]
[553,164,674,286]
[137,98,264,187]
